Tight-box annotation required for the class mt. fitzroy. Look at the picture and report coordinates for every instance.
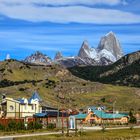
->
[78,31,123,64]
[24,32,124,67]
[56,31,124,67]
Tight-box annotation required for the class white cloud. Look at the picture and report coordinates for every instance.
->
[0,0,127,6]
[0,0,139,24]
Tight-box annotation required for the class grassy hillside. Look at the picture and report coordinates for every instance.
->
[0,59,140,111]
[69,51,140,87]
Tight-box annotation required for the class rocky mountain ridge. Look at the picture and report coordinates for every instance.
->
[69,50,140,87]
[24,32,123,67]
[24,51,52,65]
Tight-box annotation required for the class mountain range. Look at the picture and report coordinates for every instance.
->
[24,31,124,67]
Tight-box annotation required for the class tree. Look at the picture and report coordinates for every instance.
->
[129,110,137,124]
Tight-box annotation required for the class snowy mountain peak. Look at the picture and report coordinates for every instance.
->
[24,51,52,65]
[97,31,123,61]
[24,32,124,67]
[54,51,63,60]
[81,40,90,50]
[78,40,97,59]
[78,31,124,65]
[105,31,115,37]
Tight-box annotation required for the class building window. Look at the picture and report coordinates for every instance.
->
[32,105,34,110]
[25,104,27,110]
[10,105,14,111]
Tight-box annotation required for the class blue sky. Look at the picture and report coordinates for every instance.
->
[0,0,140,60]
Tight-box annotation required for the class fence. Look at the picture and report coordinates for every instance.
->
[0,118,24,126]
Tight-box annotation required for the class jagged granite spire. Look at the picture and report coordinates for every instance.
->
[54,51,63,60]
[97,31,124,61]
[78,40,97,59]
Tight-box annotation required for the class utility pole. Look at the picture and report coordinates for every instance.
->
[61,109,64,135]
[75,119,78,136]
[57,91,60,128]
[66,92,70,136]
[113,101,116,124]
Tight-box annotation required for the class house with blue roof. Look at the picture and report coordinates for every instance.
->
[1,91,42,118]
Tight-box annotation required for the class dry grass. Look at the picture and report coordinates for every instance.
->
[15,128,140,140]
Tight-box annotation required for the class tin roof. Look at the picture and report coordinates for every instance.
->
[94,110,128,119]
[72,113,87,119]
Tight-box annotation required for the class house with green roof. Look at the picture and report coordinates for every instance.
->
[69,108,129,128]
[92,110,129,124]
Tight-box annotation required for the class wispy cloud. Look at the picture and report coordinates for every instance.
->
[0,0,127,6]
[0,2,139,24]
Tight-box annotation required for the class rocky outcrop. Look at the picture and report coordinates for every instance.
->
[54,51,63,60]
[24,51,52,65]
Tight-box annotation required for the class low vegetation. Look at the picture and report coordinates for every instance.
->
[0,60,140,111]
[15,128,140,140]
[0,120,42,132]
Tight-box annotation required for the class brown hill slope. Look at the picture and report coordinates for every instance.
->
[0,59,140,111]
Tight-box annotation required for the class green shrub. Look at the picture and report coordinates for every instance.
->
[34,122,42,129]
[28,122,34,130]
[16,121,25,130]
[47,123,56,129]
[0,123,4,130]
[129,110,137,124]
[28,121,42,130]
[8,120,17,131]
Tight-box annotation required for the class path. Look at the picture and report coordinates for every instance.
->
[0,126,140,139]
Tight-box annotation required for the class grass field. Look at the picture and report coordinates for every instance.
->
[15,128,140,140]
[0,60,140,110]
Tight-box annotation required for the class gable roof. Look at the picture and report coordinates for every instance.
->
[94,110,128,119]
[28,91,42,103]
[16,98,25,104]
[88,106,106,111]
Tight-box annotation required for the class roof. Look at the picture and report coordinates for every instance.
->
[28,91,42,103]
[94,110,128,119]
[72,113,87,119]
[88,106,106,111]
[34,111,68,118]
[16,98,25,104]
[34,113,47,117]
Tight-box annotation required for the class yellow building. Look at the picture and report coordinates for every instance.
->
[1,92,42,118]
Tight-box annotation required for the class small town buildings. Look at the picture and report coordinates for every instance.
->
[34,111,69,128]
[69,107,129,129]
[0,92,42,118]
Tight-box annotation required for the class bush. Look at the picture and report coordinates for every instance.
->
[129,110,137,124]
[47,123,56,129]
[28,121,42,130]
[8,120,17,131]
[34,122,42,129]
[0,123,4,131]
[16,121,25,130]
[28,122,34,130]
